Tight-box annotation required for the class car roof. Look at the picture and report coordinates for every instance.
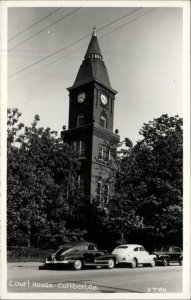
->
[58,241,96,248]
[116,244,143,248]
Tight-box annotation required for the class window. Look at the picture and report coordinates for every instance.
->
[88,244,97,251]
[105,183,110,203]
[99,114,107,129]
[117,246,128,249]
[73,140,86,157]
[76,245,87,251]
[140,247,145,252]
[97,181,102,201]
[77,174,85,188]
[99,145,110,162]
[134,247,139,251]
[172,247,182,252]
[77,113,84,127]
[161,246,170,252]
[97,180,110,204]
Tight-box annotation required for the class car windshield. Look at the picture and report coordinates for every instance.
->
[160,246,170,252]
[116,246,128,249]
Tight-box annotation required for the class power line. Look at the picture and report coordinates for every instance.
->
[97,7,142,34]
[8,7,141,53]
[8,8,62,42]
[8,7,81,52]
[99,8,157,40]
[7,7,142,56]
[8,8,141,79]
[9,8,157,87]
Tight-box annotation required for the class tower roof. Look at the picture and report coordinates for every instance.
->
[68,27,117,94]
[84,27,103,60]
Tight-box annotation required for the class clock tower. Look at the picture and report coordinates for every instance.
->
[62,27,119,199]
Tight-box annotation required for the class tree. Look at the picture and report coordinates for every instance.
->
[7,109,85,248]
[93,114,183,249]
[121,114,183,247]
[92,137,144,247]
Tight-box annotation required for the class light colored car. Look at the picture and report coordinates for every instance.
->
[112,244,156,268]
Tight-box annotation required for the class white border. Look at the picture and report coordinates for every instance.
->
[1,1,190,299]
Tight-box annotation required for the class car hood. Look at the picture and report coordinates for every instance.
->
[153,251,170,255]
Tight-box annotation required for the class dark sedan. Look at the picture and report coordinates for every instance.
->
[153,245,183,266]
[43,241,117,270]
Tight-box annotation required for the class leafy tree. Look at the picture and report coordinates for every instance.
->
[7,109,85,248]
[121,114,183,247]
[93,114,183,249]
[92,137,144,247]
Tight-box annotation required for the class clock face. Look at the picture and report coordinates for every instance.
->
[100,94,108,105]
[77,92,86,103]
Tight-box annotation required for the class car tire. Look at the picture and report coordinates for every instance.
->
[107,259,115,269]
[179,259,183,266]
[162,258,169,266]
[73,259,83,271]
[131,258,137,268]
[150,258,156,267]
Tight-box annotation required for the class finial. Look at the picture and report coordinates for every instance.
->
[93,26,96,37]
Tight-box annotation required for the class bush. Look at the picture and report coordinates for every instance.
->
[7,246,54,262]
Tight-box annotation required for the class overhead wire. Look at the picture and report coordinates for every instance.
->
[8,7,158,87]
[8,7,141,79]
[8,7,62,42]
[8,7,81,52]
[9,7,141,53]
[8,7,157,86]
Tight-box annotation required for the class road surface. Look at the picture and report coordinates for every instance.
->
[7,262,182,293]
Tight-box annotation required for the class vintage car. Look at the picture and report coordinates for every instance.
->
[43,241,117,270]
[112,244,156,268]
[152,245,183,266]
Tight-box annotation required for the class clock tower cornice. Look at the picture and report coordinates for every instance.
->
[67,79,117,95]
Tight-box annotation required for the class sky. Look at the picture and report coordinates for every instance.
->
[7,4,183,144]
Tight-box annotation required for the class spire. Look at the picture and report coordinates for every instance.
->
[93,26,96,37]
[68,27,117,94]
[84,27,103,60]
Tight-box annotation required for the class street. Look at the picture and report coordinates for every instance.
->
[7,262,182,293]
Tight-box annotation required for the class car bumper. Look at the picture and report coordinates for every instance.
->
[45,260,69,264]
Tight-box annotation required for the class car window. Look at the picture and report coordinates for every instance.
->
[55,246,73,256]
[77,245,88,251]
[117,246,128,249]
[134,247,139,251]
[88,244,97,250]
[172,247,182,252]
[161,246,170,252]
[140,247,145,251]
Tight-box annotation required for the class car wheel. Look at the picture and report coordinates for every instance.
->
[73,259,83,271]
[150,258,156,267]
[107,259,115,269]
[131,258,137,268]
[179,259,182,266]
[162,258,169,266]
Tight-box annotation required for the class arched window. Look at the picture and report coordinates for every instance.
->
[97,180,102,201]
[73,140,86,157]
[77,113,84,127]
[98,145,110,162]
[99,114,107,129]
[77,174,85,188]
